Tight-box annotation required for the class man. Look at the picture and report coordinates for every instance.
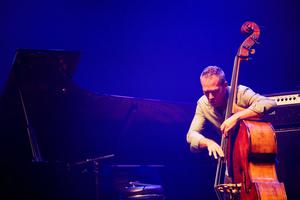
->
[186,66,276,159]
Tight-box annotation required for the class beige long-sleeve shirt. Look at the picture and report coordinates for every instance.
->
[186,85,276,152]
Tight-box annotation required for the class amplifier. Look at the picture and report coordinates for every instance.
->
[265,91,300,199]
[267,91,300,106]
[264,91,300,130]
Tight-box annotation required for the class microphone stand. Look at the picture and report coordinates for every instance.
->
[69,154,115,200]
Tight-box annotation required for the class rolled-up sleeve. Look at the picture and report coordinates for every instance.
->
[237,85,276,115]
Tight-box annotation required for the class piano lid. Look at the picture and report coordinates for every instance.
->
[0,49,195,164]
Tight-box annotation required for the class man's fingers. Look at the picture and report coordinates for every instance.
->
[220,123,228,135]
[207,140,225,159]
[208,146,222,159]
[220,124,225,132]
[213,150,218,159]
[224,129,228,137]
[217,148,224,158]
[221,124,229,137]
[208,148,212,157]
[208,147,216,158]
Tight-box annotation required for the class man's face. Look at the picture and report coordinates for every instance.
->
[200,75,227,108]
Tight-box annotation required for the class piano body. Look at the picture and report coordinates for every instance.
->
[0,49,217,199]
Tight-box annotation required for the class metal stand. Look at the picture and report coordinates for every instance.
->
[69,154,115,200]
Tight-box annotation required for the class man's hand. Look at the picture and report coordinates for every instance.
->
[220,108,260,136]
[220,115,238,136]
[220,103,243,136]
[199,138,224,159]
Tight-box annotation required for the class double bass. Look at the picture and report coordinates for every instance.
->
[214,21,287,200]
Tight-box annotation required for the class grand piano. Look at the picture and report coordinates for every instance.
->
[0,49,217,200]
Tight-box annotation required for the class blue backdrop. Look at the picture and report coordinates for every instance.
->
[1,0,300,101]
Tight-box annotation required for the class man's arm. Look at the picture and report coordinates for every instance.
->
[220,85,276,136]
[186,112,206,152]
[220,107,259,136]
[187,103,224,159]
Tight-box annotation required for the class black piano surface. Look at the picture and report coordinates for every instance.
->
[0,49,217,200]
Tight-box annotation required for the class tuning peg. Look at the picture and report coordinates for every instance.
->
[250,49,256,55]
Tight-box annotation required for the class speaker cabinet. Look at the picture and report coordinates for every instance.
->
[276,128,300,199]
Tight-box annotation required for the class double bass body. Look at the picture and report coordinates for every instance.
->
[231,120,287,200]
